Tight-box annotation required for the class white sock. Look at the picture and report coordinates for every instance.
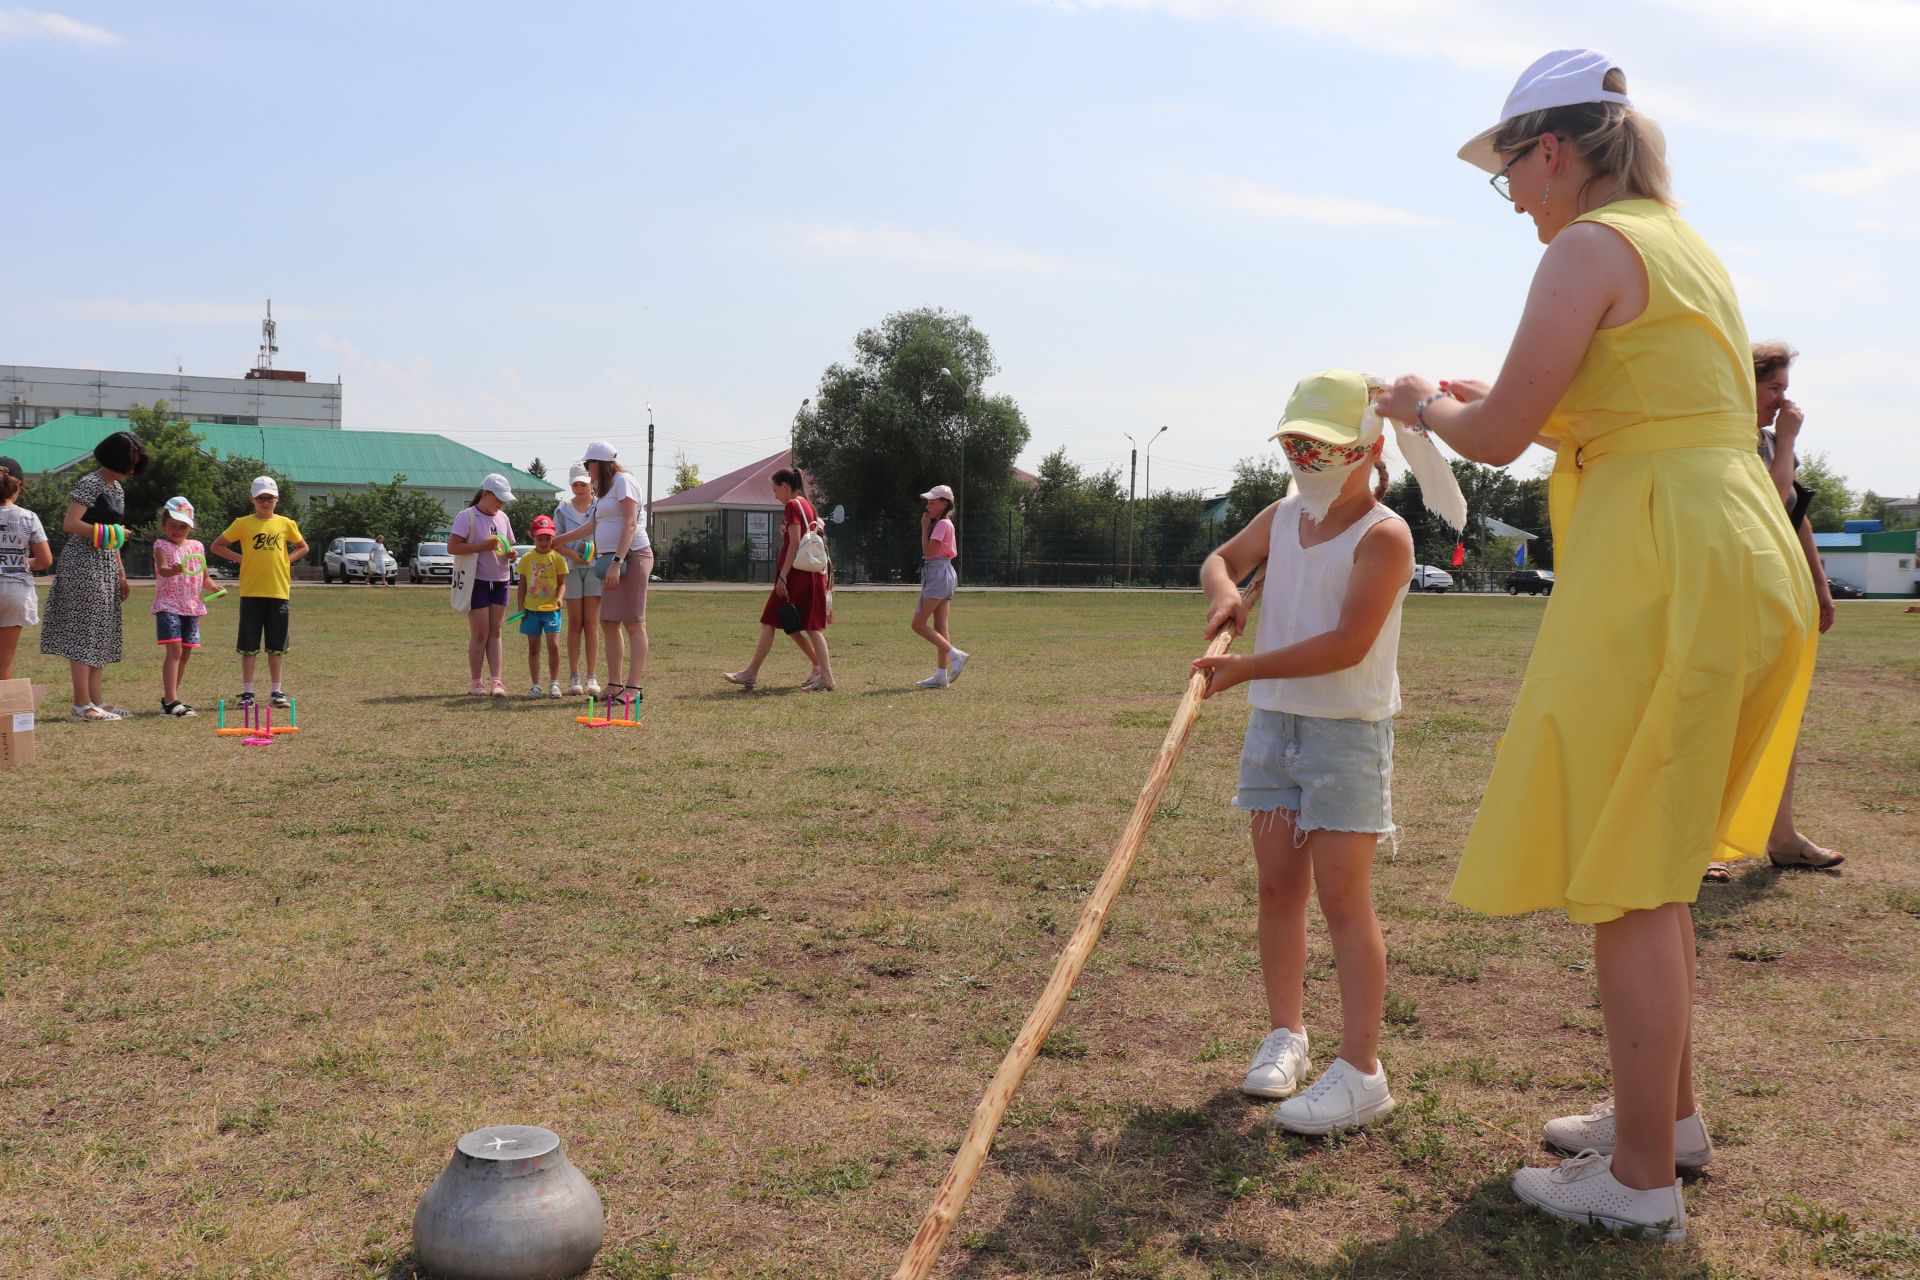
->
[243,682,254,694]
[271,683,283,694]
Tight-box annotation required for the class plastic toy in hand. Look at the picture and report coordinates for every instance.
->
[490,533,513,558]
[91,523,128,551]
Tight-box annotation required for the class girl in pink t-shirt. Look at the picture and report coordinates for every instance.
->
[910,484,968,689]
[152,496,213,717]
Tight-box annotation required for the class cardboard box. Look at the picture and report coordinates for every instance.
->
[0,679,51,769]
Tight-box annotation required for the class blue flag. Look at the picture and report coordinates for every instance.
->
[1514,542,1526,567]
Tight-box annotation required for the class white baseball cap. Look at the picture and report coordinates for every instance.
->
[568,461,590,486]
[481,473,515,503]
[162,495,196,527]
[919,484,955,503]
[583,441,618,462]
[251,475,279,498]
[1458,48,1632,174]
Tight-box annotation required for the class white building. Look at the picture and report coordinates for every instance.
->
[1,363,342,439]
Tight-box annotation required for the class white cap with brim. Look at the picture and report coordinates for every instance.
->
[583,441,618,463]
[162,496,196,527]
[568,461,590,486]
[481,473,515,503]
[919,484,955,502]
[251,475,279,498]
[1458,48,1632,174]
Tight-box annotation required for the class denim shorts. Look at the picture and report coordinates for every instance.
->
[1232,707,1394,835]
[519,608,562,636]
[155,611,201,647]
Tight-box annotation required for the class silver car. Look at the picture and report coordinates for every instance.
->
[323,537,389,584]
[410,541,454,584]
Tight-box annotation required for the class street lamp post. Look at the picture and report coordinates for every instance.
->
[791,397,810,456]
[1143,425,1168,584]
[1123,432,1137,584]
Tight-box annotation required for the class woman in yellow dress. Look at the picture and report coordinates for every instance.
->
[1378,50,1812,1242]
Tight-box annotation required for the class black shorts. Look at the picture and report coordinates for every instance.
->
[237,597,291,655]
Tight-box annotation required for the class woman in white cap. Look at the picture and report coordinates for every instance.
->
[910,484,967,689]
[552,461,602,697]
[447,473,518,697]
[1376,51,1812,1240]
[556,442,653,708]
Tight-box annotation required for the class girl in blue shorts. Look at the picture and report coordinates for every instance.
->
[1192,370,1464,1137]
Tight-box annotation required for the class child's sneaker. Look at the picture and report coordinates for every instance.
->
[948,649,970,682]
[916,670,950,689]
[467,679,486,696]
[236,691,257,709]
[1272,1057,1395,1135]
[1542,1100,1714,1169]
[269,690,290,710]
[490,678,507,698]
[528,683,544,699]
[549,681,563,698]
[1511,1151,1687,1243]
[566,675,582,696]
[584,675,601,697]
[1242,1027,1311,1098]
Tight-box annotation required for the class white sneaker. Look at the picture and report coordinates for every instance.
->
[948,649,970,682]
[549,681,563,698]
[916,670,950,689]
[1241,1027,1311,1099]
[1272,1057,1395,1135]
[1542,1101,1714,1170]
[528,683,544,699]
[1512,1151,1687,1243]
[584,675,601,697]
[567,675,582,696]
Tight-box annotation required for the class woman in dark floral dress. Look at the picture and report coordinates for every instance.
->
[41,431,148,720]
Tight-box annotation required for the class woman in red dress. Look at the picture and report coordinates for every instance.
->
[723,468,837,691]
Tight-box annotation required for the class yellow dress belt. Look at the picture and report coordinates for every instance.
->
[1548,416,1757,551]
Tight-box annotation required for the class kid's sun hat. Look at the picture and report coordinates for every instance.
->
[481,473,515,503]
[251,475,279,498]
[583,441,618,462]
[162,496,196,527]
[530,514,557,535]
[1457,48,1631,174]
[1269,370,1468,531]
[568,461,590,485]
[920,484,955,502]
[1272,371,1374,446]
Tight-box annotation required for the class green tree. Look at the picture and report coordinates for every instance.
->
[1853,490,1916,530]
[526,457,547,480]
[1140,488,1211,584]
[794,306,1032,578]
[122,401,225,532]
[671,449,701,495]
[502,489,557,545]
[1224,455,1289,527]
[1795,452,1854,531]
[303,476,461,568]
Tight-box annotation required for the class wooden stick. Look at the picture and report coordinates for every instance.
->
[891,571,1263,1280]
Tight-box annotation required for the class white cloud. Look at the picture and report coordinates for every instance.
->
[1212,178,1460,229]
[787,223,1124,279]
[0,9,120,44]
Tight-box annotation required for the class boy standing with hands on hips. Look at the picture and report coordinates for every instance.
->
[210,476,307,711]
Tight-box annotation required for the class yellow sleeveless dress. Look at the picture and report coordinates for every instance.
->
[1449,200,1815,925]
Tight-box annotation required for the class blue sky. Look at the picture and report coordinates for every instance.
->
[7,1,1916,502]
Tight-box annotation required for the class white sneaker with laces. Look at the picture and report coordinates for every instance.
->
[1241,1027,1311,1099]
[916,670,950,689]
[1272,1056,1395,1135]
[584,675,601,697]
[549,681,563,698]
[948,649,970,682]
[1512,1151,1687,1243]
[1542,1101,1714,1169]
[528,683,544,699]
[567,675,583,696]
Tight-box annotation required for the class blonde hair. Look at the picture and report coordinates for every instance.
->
[1492,68,1674,208]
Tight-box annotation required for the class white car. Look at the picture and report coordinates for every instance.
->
[410,541,454,584]
[1410,564,1454,593]
[323,537,391,584]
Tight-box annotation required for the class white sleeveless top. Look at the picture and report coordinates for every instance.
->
[1247,495,1406,722]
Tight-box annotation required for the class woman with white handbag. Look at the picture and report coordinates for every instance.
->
[723,467,837,691]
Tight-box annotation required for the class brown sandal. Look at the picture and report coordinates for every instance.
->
[1701,862,1733,884]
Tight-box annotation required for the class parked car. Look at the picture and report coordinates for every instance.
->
[1827,577,1866,600]
[1505,568,1555,596]
[322,537,386,584]
[410,541,454,584]
[1410,564,1454,593]
[507,544,533,585]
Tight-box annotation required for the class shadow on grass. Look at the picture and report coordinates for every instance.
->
[1692,858,1790,925]
[950,1088,1710,1280]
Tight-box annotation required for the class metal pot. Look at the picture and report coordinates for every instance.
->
[413,1125,603,1280]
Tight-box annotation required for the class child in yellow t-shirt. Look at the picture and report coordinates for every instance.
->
[515,516,580,697]
[209,476,307,711]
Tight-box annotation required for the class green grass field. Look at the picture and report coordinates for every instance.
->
[3,587,1917,1279]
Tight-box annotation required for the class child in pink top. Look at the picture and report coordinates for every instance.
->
[152,496,213,717]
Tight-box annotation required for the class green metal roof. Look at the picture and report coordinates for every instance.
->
[5,416,556,493]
